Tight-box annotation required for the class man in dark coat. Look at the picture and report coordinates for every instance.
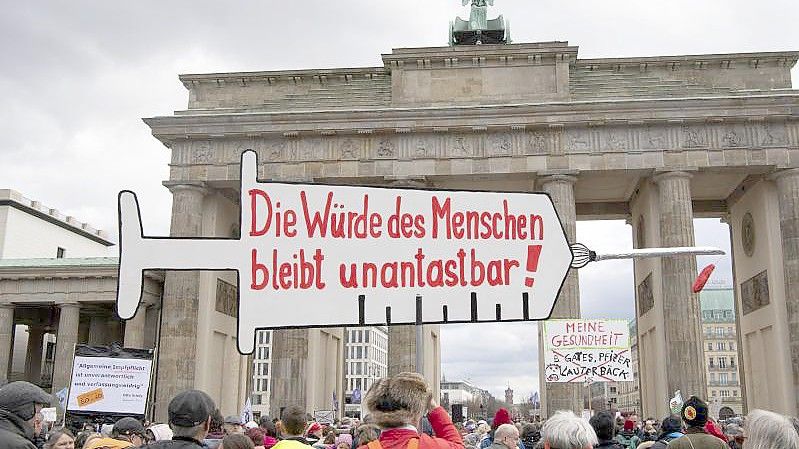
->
[650,415,684,449]
[142,389,216,449]
[0,381,54,449]
[589,411,625,449]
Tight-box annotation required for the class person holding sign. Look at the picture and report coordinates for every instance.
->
[360,372,463,449]
[0,381,54,449]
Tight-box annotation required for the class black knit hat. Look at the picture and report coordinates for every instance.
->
[661,414,682,433]
[0,381,53,421]
[681,396,708,427]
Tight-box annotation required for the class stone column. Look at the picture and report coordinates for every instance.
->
[52,303,81,394]
[88,315,107,345]
[384,178,436,378]
[25,325,45,385]
[538,174,581,416]
[772,168,799,413]
[0,304,14,385]
[155,183,206,421]
[269,329,309,417]
[388,325,417,375]
[123,304,148,349]
[652,171,705,398]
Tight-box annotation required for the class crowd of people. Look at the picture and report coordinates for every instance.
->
[1,377,798,449]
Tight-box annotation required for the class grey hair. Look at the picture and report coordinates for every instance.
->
[541,410,598,449]
[744,409,799,449]
[171,423,207,439]
[494,424,518,441]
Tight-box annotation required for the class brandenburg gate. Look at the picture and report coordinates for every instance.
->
[144,39,799,418]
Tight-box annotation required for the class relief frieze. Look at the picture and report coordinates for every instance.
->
[339,137,361,160]
[526,130,548,155]
[376,137,396,158]
[449,134,475,157]
[192,141,213,164]
[564,128,593,153]
[266,141,286,161]
[681,124,707,148]
[758,122,788,146]
[413,137,430,158]
[171,120,793,172]
[721,124,748,148]
[488,133,512,156]
[641,125,668,150]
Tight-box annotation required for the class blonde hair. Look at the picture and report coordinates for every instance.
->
[364,372,432,428]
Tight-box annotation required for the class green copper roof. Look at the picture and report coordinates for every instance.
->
[700,288,735,312]
[0,257,119,268]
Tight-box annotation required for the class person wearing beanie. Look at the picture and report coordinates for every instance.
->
[667,397,727,449]
[305,422,323,445]
[479,409,523,449]
[649,415,683,449]
[0,381,54,449]
[334,433,353,449]
[359,372,463,449]
[614,420,640,449]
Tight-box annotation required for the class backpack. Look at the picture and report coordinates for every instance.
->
[651,435,678,449]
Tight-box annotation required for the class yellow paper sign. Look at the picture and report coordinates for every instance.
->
[77,388,104,407]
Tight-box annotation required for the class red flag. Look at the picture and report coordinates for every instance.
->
[692,264,716,293]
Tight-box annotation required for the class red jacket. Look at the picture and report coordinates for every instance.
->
[361,407,464,449]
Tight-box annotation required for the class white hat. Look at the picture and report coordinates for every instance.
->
[245,420,259,429]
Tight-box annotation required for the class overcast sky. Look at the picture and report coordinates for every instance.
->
[1,1,796,401]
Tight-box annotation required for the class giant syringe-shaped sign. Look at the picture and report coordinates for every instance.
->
[117,150,575,353]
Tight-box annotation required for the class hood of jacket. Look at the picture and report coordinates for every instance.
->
[0,409,34,441]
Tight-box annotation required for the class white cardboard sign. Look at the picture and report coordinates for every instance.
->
[117,151,572,353]
[544,319,632,383]
[66,356,153,415]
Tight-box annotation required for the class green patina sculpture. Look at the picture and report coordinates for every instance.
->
[466,0,491,30]
[450,0,510,45]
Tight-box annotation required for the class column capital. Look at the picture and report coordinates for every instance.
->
[385,176,429,188]
[162,181,208,196]
[652,170,694,185]
[537,171,579,187]
[767,168,799,182]
[58,302,81,310]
